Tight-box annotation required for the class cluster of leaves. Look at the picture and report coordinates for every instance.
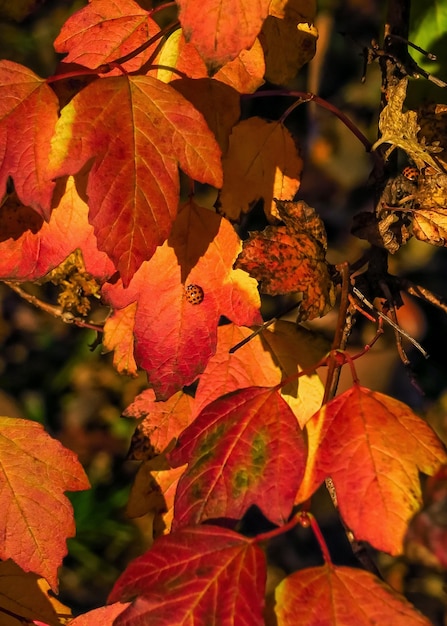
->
[0,0,447,624]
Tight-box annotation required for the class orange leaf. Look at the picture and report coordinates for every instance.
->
[0,177,114,282]
[54,0,160,72]
[219,117,303,220]
[297,384,447,554]
[125,389,195,459]
[169,387,306,527]
[150,29,208,82]
[0,417,89,589]
[108,525,266,625]
[102,200,261,399]
[177,0,271,69]
[236,200,336,320]
[214,38,265,93]
[274,563,431,625]
[102,302,138,377]
[49,76,223,286]
[67,602,130,625]
[194,321,325,427]
[0,61,58,218]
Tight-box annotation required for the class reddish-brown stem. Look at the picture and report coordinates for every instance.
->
[306,513,333,564]
[148,1,177,17]
[243,91,373,152]
[253,512,302,544]
[4,281,104,333]
[323,262,351,405]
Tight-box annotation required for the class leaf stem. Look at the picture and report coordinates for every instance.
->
[306,513,333,563]
[243,91,373,152]
[3,281,104,332]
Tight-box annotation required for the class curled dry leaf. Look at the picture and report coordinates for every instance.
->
[236,200,336,321]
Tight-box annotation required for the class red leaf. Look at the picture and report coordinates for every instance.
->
[236,200,336,321]
[297,384,447,554]
[0,177,114,282]
[54,0,160,72]
[177,0,271,69]
[274,563,431,625]
[102,200,261,399]
[109,525,266,626]
[169,387,306,527]
[67,602,130,625]
[0,417,89,589]
[0,61,58,218]
[49,76,223,286]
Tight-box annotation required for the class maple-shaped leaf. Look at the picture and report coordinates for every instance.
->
[274,563,431,625]
[177,0,271,70]
[413,208,447,246]
[219,117,302,220]
[54,0,160,73]
[0,560,68,626]
[0,177,114,282]
[126,462,186,535]
[49,76,223,286]
[194,321,325,427]
[102,200,261,399]
[169,386,306,527]
[0,60,59,219]
[125,389,195,460]
[261,0,318,85]
[67,602,130,625]
[0,417,89,589]
[109,525,266,625]
[296,384,447,555]
[214,38,265,93]
[236,200,336,321]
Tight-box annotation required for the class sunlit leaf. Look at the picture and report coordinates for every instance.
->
[169,386,306,526]
[274,563,431,625]
[49,76,222,286]
[0,417,89,589]
[297,384,447,554]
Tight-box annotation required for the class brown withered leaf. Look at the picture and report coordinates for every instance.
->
[413,209,447,247]
[373,78,442,171]
[235,200,335,321]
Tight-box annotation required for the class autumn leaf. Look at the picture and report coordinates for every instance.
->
[236,200,336,321]
[0,177,114,283]
[219,117,303,220]
[169,386,306,527]
[172,78,241,152]
[54,0,160,72]
[274,563,432,625]
[194,321,326,427]
[102,200,261,399]
[413,208,447,246]
[261,0,318,85]
[373,78,442,170]
[109,525,266,626]
[0,417,89,589]
[125,389,195,460]
[49,75,223,286]
[67,602,130,625]
[177,0,271,70]
[296,384,447,555]
[126,462,186,535]
[0,560,69,626]
[213,38,265,93]
[102,302,138,377]
[0,60,59,218]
